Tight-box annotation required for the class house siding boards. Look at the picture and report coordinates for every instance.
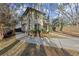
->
[21,7,45,32]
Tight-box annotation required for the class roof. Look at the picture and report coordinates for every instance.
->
[22,7,45,17]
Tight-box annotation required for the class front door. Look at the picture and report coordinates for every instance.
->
[34,24,40,36]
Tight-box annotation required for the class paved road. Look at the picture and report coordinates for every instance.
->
[15,32,79,55]
[17,34,79,51]
[15,32,26,39]
[50,35,79,51]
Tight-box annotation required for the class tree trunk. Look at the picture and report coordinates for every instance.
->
[60,23,63,31]
[0,24,4,40]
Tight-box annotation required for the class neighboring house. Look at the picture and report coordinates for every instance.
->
[21,7,45,33]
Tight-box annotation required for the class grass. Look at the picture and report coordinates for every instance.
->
[40,32,69,39]
[56,25,79,37]
[2,40,26,56]
[63,48,79,56]
[0,40,20,55]
[0,36,16,48]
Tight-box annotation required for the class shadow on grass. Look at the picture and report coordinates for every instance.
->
[0,40,20,55]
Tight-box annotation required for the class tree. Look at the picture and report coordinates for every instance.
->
[58,3,79,25]
[0,4,11,39]
[57,3,79,31]
[0,4,11,26]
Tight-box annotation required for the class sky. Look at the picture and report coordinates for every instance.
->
[42,3,58,19]
[9,3,58,20]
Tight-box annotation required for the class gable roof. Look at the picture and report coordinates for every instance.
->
[22,7,45,17]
